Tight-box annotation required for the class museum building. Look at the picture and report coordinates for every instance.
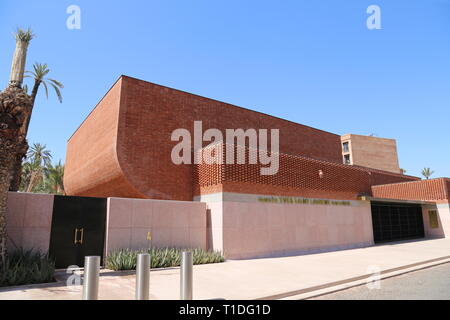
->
[6,76,450,268]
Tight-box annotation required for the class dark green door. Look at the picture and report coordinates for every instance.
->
[49,196,107,269]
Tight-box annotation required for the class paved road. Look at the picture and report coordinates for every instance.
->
[312,262,450,300]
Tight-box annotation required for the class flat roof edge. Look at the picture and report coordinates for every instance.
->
[120,75,340,137]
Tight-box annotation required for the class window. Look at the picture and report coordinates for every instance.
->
[344,154,351,165]
[342,142,349,153]
[429,210,439,229]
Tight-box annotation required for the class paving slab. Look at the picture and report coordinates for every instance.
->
[1,238,450,300]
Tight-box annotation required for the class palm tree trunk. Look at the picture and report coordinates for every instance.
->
[0,141,16,264]
[8,153,25,192]
[23,80,40,136]
[0,87,31,263]
[1,30,33,260]
[9,40,29,87]
[0,118,27,264]
[26,170,40,193]
[8,81,39,192]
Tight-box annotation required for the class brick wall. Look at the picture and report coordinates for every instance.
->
[195,143,419,200]
[66,76,345,200]
[446,179,450,199]
[64,78,145,198]
[372,178,450,202]
[341,134,400,173]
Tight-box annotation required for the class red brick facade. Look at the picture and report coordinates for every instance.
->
[447,180,450,199]
[64,78,142,198]
[195,143,419,200]
[65,76,347,200]
[372,178,450,202]
[65,75,427,201]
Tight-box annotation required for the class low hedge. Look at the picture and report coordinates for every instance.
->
[0,249,55,288]
[106,248,225,271]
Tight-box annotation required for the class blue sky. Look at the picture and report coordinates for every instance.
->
[0,0,449,178]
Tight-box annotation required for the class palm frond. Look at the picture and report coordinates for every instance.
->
[48,79,64,88]
[41,81,49,99]
[49,83,63,103]
[25,62,63,103]
[44,160,65,194]
[32,63,50,81]
[14,28,35,43]
[421,167,435,179]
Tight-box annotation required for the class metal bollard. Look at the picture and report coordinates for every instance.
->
[82,256,100,300]
[136,253,151,300]
[180,251,193,300]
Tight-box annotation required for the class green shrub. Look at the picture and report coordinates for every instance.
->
[106,248,225,271]
[0,249,55,287]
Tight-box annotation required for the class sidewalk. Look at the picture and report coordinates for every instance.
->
[1,238,450,300]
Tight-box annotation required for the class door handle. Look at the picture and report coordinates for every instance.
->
[74,228,84,244]
[79,228,84,245]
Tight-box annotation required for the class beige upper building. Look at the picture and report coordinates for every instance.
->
[341,134,401,174]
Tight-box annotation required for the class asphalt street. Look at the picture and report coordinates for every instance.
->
[312,262,450,300]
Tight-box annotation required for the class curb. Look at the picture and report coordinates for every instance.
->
[256,255,450,300]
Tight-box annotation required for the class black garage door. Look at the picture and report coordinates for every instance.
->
[371,202,425,243]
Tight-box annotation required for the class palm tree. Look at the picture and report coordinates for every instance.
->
[0,28,34,263]
[9,63,63,191]
[24,143,52,193]
[19,148,64,195]
[421,167,435,180]
[46,161,65,195]
[19,161,33,191]
[23,63,63,134]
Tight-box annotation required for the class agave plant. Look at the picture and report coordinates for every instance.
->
[106,247,225,271]
[0,248,55,287]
